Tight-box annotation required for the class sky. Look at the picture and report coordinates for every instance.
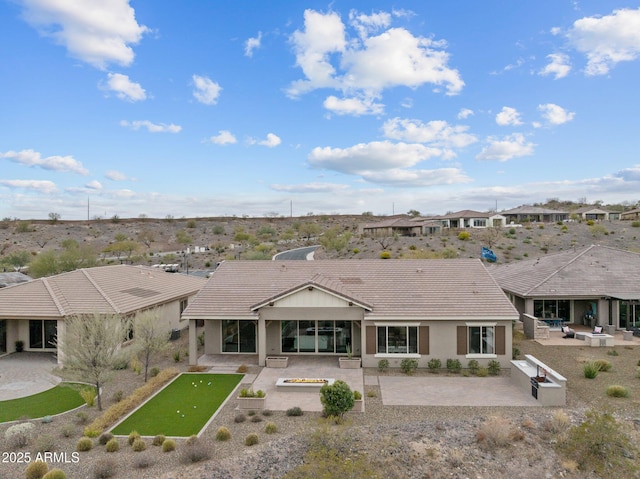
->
[1,1,640,221]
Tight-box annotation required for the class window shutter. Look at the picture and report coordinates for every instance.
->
[366,326,376,355]
[419,326,429,355]
[457,326,467,355]
[495,325,506,355]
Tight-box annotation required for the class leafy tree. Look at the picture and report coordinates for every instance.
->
[48,212,61,224]
[298,222,322,241]
[319,226,351,253]
[132,309,170,382]
[56,312,126,410]
[137,229,156,248]
[176,230,192,245]
[319,379,354,420]
[1,250,31,271]
[407,209,421,217]
[28,251,59,278]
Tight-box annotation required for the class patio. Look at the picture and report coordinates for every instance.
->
[0,352,60,401]
[533,325,640,347]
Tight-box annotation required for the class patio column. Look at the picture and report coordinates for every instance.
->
[258,316,266,367]
[188,319,197,366]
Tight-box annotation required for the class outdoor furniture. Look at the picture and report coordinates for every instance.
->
[592,326,603,334]
[561,325,575,339]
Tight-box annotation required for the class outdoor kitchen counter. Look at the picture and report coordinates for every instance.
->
[511,354,566,406]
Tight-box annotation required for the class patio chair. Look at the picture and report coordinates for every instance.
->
[592,325,603,334]
[562,325,575,339]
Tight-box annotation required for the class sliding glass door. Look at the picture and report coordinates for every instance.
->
[281,320,352,354]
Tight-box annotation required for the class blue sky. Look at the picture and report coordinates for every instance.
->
[1,1,640,220]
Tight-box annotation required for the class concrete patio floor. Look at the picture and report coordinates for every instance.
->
[533,326,640,347]
[0,352,60,401]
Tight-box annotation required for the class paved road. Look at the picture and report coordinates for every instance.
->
[273,245,319,261]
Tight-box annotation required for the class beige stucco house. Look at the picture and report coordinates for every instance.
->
[0,265,207,363]
[182,259,518,370]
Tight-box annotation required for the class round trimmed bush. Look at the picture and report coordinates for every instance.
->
[152,435,166,446]
[76,437,93,452]
[234,413,247,423]
[98,432,113,446]
[92,457,117,479]
[245,433,259,446]
[131,438,147,452]
[379,251,391,259]
[264,422,277,434]
[606,385,629,398]
[127,431,141,446]
[42,469,66,479]
[216,427,231,441]
[286,407,303,417]
[25,460,48,479]
[594,359,612,372]
[105,438,119,453]
[162,439,176,452]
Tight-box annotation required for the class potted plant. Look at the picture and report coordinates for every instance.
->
[266,356,288,368]
[339,345,361,369]
[15,340,24,352]
[352,390,364,413]
[237,387,266,409]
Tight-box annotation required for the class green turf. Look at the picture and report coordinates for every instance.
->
[111,373,242,437]
[0,382,90,423]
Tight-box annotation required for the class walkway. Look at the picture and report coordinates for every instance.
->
[0,353,61,401]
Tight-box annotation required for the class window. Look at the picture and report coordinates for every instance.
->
[377,326,417,354]
[0,320,6,354]
[29,320,57,349]
[474,219,487,227]
[222,320,256,353]
[468,325,494,355]
[281,320,352,354]
[534,300,570,321]
[180,299,188,315]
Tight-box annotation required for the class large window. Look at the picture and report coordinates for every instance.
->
[0,320,6,354]
[281,320,351,354]
[468,325,494,355]
[377,326,417,354]
[534,300,570,321]
[222,320,256,353]
[29,320,57,349]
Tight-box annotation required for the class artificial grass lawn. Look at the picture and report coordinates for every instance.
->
[0,382,89,423]
[111,373,242,437]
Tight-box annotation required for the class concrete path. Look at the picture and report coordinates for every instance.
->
[0,353,61,401]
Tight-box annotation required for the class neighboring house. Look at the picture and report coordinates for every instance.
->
[0,272,32,288]
[431,210,507,229]
[501,206,568,224]
[0,265,207,362]
[621,208,640,221]
[571,206,615,221]
[360,215,442,237]
[489,245,640,332]
[182,259,518,370]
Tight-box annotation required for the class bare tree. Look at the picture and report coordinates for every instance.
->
[56,312,126,410]
[132,308,170,382]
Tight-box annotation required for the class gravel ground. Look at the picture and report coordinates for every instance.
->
[2,334,639,479]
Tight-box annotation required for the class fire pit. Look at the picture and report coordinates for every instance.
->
[276,378,335,390]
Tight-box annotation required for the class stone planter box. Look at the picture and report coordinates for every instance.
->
[352,399,364,413]
[339,357,361,369]
[266,356,288,368]
[237,396,266,410]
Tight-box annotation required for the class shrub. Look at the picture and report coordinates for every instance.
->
[377,358,389,372]
[245,433,259,446]
[75,411,89,424]
[286,407,303,417]
[42,469,66,479]
[262,409,273,417]
[76,437,93,452]
[488,360,501,376]
[111,390,124,403]
[133,453,153,469]
[131,438,147,452]
[234,413,247,423]
[216,427,231,441]
[544,410,571,434]
[83,427,100,438]
[379,251,391,259]
[558,409,637,476]
[61,424,75,438]
[250,415,263,423]
[98,432,114,446]
[583,361,600,379]
[80,388,97,407]
[353,390,362,400]
[127,431,141,446]
[238,387,265,398]
[41,415,53,424]
[149,367,160,378]
[367,390,377,398]
[161,439,176,452]
[265,422,278,434]
[476,416,517,450]
[5,422,35,448]
[631,221,640,228]
[33,434,55,453]
[236,364,248,373]
[427,358,441,373]
[25,460,49,479]
[476,367,489,377]
[152,434,166,446]
[401,358,419,375]
[467,359,479,374]
[105,438,119,453]
[594,359,612,372]
[320,380,354,419]
[92,458,117,479]
[607,349,619,356]
[180,438,210,463]
[457,231,471,241]
[606,385,629,397]
[446,358,462,373]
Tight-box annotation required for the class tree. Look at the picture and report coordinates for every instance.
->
[1,250,30,271]
[132,309,170,382]
[48,212,61,224]
[298,222,322,241]
[319,379,354,420]
[137,230,156,248]
[319,226,351,253]
[407,209,421,217]
[56,312,126,410]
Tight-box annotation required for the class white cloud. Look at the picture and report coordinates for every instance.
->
[287,9,464,114]
[85,180,103,190]
[19,0,148,69]
[0,179,57,194]
[120,120,181,133]
[206,130,237,145]
[105,170,130,181]
[323,95,384,116]
[270,182,350,193]
[539,53,571,79]
[495,106,523,126]
[356,167,471,187]
[103,73,146,101]
[192,75,222,105]
[476,133,535,162]
[538,103,575,125]
[613,164,640,181]
[567,7,640,76]
[259,133,281,148]
[382,118,477,149]
[245,31,262,57]
[0,149,88,175]
[457,108,474,119]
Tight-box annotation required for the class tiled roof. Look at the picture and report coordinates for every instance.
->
[0,265,207,319]
[489,245,640,298]
[500,206,567,215]
[183,259,518,320]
